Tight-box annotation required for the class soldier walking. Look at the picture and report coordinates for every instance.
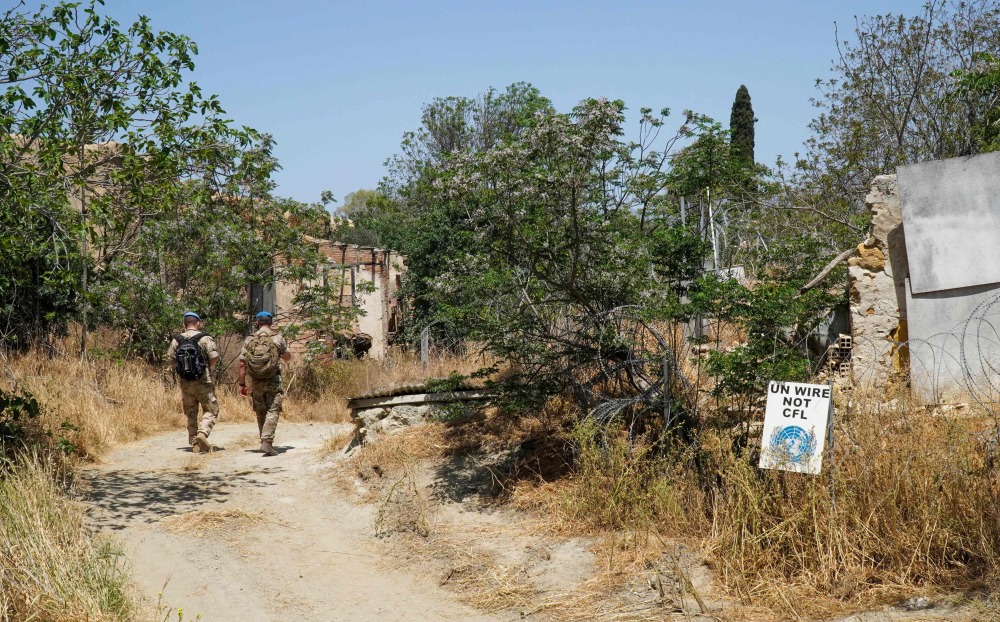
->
[237,311,291,456]
[167,311,220,453]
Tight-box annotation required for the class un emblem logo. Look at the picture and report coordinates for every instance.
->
[769,425,815,465]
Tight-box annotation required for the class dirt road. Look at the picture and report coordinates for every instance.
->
[82,423,501,622]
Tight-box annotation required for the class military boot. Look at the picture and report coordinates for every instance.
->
[193,432,211,454]
[260,440,277,456]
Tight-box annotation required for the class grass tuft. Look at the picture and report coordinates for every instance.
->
[0,453,138,621]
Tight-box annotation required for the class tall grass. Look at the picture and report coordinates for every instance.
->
[0,338,462,458]
[507,390,1000,616]
[707,396,1000,611]
[0,454,137,621]
[545,421,704,533]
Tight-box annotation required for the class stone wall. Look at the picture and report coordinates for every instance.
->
[849,175,908,386]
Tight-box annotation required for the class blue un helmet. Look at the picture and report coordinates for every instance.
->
[255,311,273,323]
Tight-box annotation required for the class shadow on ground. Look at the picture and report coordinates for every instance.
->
[83,468,278,530]
[430,451,509,503]
[429,422,573,505]
[243,445,295,456]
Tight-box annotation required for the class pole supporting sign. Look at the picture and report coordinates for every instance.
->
[759,381,833,475]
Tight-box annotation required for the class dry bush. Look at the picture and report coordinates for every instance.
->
[1,345,183,458]
[0,454,137,621]
[346,423,452,492]
[546,425,705,535]
[499,385,1000,618]
[374,469,435,539]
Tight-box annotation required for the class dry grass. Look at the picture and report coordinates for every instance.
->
[512,422,704,535]
[702,389,1000,618]
[291,349,490,421]
[344,424,451,498]
[431,533,538,612]
[507,387,1000,619]
[0,454,138,621]
[0,333,475,458]
[161,508,265,534]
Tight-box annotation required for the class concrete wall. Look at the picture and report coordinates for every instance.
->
[899,152,1000,294]
[895,152,1000,403]
[906,279,1000,403]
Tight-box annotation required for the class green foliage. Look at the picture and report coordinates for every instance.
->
[691,230,843,420]
[0,388,79,458]
[952,52,1000,152]
[386,95,711,413]
[0,198,83,347]
[0,389,42,450]
[0,2,355,360]
[371,83,555,333]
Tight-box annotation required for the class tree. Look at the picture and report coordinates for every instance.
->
[375,83,555,334]
[419,98,708,420]
[0,1,261,354]
[335,189,382,220]
[805,0,1000,205]
[952,52,1000,152]
[0,2,355,362]
[729,85,755,167]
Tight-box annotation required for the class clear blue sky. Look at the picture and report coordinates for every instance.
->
[98,1,926,204]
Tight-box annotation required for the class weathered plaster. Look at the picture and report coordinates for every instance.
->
[849,175,906,387]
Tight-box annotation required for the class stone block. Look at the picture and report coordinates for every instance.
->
[848,244,885,273]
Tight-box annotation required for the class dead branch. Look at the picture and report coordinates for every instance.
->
[798,246,858,295]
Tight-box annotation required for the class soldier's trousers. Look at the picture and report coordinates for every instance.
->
[251,387,284,443]
[179,380,220,443]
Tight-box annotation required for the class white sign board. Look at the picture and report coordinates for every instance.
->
[759,381,832,475]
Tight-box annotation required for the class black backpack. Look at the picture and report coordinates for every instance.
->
[173,332,208,381]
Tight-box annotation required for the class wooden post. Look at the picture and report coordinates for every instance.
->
[827,378,836,510]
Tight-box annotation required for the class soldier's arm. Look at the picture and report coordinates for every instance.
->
[237,338,249,387]
[205,337,220,363]
[275,335,291,361]
[166,338,178,362]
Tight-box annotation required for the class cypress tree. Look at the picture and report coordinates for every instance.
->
[729,85,755,167]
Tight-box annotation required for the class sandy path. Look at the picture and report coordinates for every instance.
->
[82,423,502,622]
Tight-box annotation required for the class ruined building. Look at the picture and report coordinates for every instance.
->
[849,151,1000,404]
[251,237,405,359]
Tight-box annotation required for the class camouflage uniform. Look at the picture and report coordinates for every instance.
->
[239,326,288,443]
[166,329,220,444]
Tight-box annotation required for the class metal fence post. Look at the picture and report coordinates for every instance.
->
[420,325,430,369]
